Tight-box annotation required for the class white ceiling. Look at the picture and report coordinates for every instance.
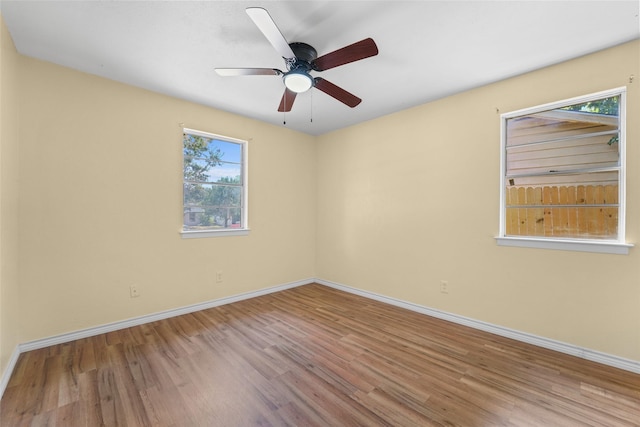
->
[1,1,638,135]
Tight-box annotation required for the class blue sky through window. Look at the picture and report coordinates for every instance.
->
[209,139,242,164]
[184,137,242,183]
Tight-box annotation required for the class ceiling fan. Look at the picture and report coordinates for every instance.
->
[215,7,379,112]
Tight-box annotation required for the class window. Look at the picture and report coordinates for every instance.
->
[497,88,632,254]
[181,128,248,238]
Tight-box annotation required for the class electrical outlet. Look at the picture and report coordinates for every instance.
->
[130,285,140,298]
[216,271,223,283]
[440,280,449,294]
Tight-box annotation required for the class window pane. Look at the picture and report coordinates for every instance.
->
[506,170,618,189]
[506,132,619,176]
[560,95,619,116]
[183,129,247,234]
[208,140,242,163]
[504,174,619,239]
[502,91,624,243]
[184,158,242,184]
[207,207,243,229]
[184,183,208,206]
[183,207,208,229]
[183,207,243,230]
[211,162,242,184]
[506,97,619,148]
[184,134,243,180]
[183,135,241,160]
[184,157,213,182]
[184,183,242,208]
[505,206,618,239]
[208,185,243,208]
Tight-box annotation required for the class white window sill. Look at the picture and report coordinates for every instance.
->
[180,229,250,239]
[496,236,633,255]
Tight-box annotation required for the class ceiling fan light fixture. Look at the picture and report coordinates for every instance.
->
[283,70,313,93]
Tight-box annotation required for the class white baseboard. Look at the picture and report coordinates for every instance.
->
[316,278,640,375]
[0,345,21,399]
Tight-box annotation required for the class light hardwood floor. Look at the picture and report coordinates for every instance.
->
[2,283,639,426]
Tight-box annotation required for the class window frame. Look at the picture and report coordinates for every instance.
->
[180,128,249,239]
[496,87,632,254]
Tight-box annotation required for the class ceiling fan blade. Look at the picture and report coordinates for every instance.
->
[314,78,361,108]
[246,7,296,60]
[215,68,282,76]
[312,38,378,71]
[278,88,297,112]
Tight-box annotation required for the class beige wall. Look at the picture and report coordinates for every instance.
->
[16,56,317,342]
[317,40,640,361]
[0,14,21,379]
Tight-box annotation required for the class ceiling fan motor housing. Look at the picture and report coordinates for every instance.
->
[289,42,317,65]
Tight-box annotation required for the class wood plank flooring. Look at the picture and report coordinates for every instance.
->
[2,283,639,426]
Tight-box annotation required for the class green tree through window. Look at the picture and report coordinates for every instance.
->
[561,96,619,116]
[183,130,246,233]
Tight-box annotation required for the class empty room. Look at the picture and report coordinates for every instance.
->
[1,1,639,425]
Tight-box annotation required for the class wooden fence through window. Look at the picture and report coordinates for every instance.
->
[505,184,618,239]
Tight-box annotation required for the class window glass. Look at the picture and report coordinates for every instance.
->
[502,91,624,242]
[183,130,247,233]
